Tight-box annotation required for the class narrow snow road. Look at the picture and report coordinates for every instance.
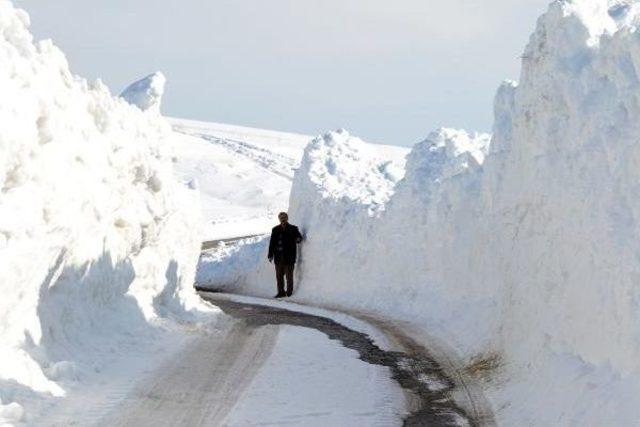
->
[200,294,494,427]
[97,321,279,427]
[94,292,494,427]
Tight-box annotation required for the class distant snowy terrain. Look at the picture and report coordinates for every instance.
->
[169,118,408,241]
[119,73,408,241]
[198,1,640,425]
[168,119,306,240]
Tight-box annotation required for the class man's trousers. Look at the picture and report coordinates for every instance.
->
[275,263,295,296]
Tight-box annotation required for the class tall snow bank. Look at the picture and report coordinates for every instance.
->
[481,1,640,423]
[289,127,494,351]
[200,1,640,424]
[120,72,166,113]
[199,127,492,346]
[196,129,406,295]
[0,1,200,419]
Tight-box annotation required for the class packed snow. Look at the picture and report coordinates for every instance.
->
[0,1,206,423]
[220,325,405,427]
[199,0,640,425]
[119,71,166,113]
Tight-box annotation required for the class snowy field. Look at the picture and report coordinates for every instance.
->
[168,119,305,240]
[169,117,408,241]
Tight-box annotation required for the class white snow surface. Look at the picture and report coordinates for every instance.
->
[199,1,640,425]
[223,325,405,427]
[168,120,304,241]
[0,2,204,423]
[170,118,408,240]
[119,71,166,113]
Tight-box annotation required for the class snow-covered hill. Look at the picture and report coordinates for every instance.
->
[169,118,409,240]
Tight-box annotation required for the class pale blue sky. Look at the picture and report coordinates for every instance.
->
[20,0,550,146]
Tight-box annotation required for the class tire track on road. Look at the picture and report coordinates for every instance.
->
[201,293,495,427]
[96,322,279,427]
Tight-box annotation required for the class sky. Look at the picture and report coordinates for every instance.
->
[19,0,550,146]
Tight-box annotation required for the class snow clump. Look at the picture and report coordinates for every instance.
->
[120,71,166,113]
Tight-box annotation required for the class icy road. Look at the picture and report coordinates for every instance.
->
[93,293,494,427]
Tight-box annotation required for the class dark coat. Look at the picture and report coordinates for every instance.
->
[268,223,303,265]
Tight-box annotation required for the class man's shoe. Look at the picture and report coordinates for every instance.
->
[274,293,286,299]
[286,291,293,297]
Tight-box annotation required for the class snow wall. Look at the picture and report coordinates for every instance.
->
[0,1,201,421]
[199,1,640,424]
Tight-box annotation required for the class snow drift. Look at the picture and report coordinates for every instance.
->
[199,1,640,424]
[0,1,200,422]
[120,71,166,113]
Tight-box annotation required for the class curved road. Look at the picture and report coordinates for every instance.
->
[96,292,495,427]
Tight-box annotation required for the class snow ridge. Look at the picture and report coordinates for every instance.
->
[0,2,201,422]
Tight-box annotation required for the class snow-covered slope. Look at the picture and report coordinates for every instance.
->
[198,1,640,424]
[0,2,202,423]
[171,117,312,161]
[169,118,408,240]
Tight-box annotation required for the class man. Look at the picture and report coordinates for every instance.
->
[268,212,303,298]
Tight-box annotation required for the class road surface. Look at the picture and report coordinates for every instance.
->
[97,321,278,427]
[94,292,494,427]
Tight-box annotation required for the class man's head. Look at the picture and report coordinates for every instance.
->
[278,212,288,225]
